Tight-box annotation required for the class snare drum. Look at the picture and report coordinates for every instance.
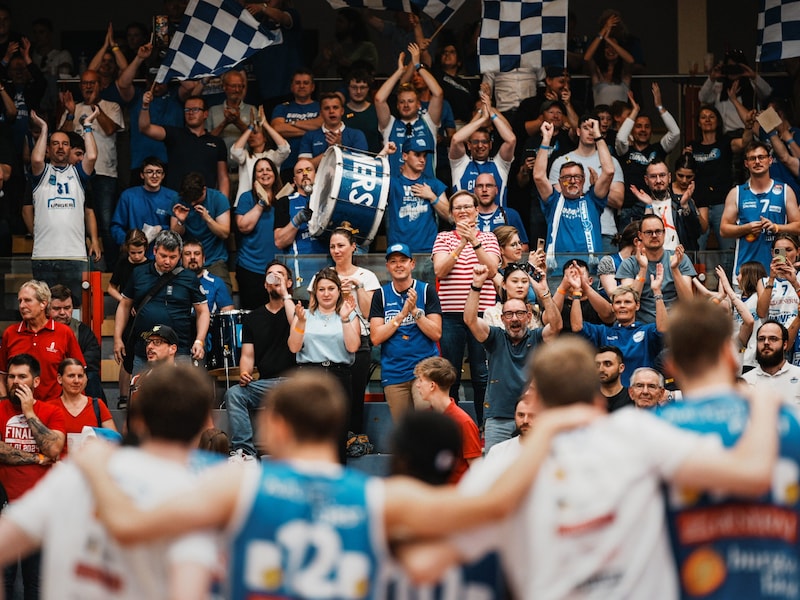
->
[309,146,389,247]
[206,309,251,375]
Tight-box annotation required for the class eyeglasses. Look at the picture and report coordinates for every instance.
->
[641,229,665,237]
[145,338,168,346]
[756,336,782,343]
[184,107,204,114]
[452,205,474,212]
[502,310,528,319]
[143,169,164,176]
[631,383,661,391]
[559,174,585,182]
[746,154,770,162]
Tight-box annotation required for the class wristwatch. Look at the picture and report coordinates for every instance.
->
[413,309,424,320]
[257,199,268,208]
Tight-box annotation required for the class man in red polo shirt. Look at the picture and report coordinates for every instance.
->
[414,356,482,482]
[0,281,85,401]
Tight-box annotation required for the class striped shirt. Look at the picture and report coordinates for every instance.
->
[432,230,501,312]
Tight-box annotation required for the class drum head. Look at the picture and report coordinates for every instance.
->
[308,146,343,237]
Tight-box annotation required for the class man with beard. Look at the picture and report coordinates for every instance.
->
[224,261,297,461]
[595,345,633,411]
[182,239,233,314]
[273,158,326,255]
[628,159,702,251]
[484,392,537,463]
[743,319,800,403]
[474,173,528,249]
[0,354,65,599]
[128,325,180,406]
[465,264,561,452]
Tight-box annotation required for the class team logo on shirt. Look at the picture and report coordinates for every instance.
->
[774,184,784,194]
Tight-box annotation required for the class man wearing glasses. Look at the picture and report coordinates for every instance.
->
[206,70,256,174]
[464,263,561,452]
[111,156,177,257]
[534,118,614,273]
[139,92,229,198]
[448,91,516,206]
[343,69,382,153]
[628,367,668,408]
[616,214,696,324]
[721,140,800,275]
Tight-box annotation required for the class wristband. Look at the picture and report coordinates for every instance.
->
[656,105,664,111]
[490,113,498,121]
[414,63,425,71]
[111,46,120,52]
[556,287,567,296]
[37,453,45,465]
[283,295,292,300]
[391,319,400,327]
[710,297,721,304]
[769,130,780,137]
[470,284,483,292]
[765,284,775,289]
[653,294,664,301]
[176,219,184,227]
[539,144,552,150]
[66,113,75,121]
[141,105,150,111]
[540,290,551,299]
[636,276,645,283]
[597,34,604,39]
[193,339,202,345]
[450,251,459,260]
[83,126,93,133]
[257,199,268,208]
[430,196,440,206]
[572,291,583,298]
[472,242,482,250]
[248,124,255,131]
[293,326,305,334]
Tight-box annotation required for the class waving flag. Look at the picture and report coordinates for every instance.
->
[479,0,567,73]
[757,0,800,62]
[326,0,464,26]
[156,0,282,83]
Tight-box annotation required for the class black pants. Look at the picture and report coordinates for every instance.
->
[4,552,41,600]
[297,363,352,464]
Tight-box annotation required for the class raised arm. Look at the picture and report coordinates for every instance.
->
[81,105,99,175]
[533,121,556,199]
[29,111,48,177]
[652,83,681,152]
[139,90,167,141]
[449,108,488,161]
[409,43,442,126]
[464,266,490,342]
[117,43,152,103]
[615,91,638,155]
[592,119,614,199]
[374,52,407,130]
[483,90,515,162]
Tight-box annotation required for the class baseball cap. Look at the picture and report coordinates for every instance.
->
[143,324,179,346]
[540,99,567,115]
[402,135,434,154]
[385,243,413,260]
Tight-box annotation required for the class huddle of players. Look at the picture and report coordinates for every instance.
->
[0,298,796,599]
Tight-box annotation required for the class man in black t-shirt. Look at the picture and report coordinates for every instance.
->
[225,260,297,461]
[596,345,633,412]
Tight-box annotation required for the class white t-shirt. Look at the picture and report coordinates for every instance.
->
[5,449,219,600]
[743,362,800,405]
[59,100,125,178]
[453,408,719,600]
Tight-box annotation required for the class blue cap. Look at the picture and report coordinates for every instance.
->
[402,135,434,154]
[385,243,413,260]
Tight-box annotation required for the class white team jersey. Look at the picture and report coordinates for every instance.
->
[5,449,219,600]
[31,163,89,260]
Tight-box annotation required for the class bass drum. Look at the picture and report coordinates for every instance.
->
[206,309,251,375]
[308,146,389,248]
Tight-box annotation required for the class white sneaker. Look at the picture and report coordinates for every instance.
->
[228,449,257,464]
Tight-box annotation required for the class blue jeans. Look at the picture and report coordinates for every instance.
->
[699,203,735,252]
[225,377,286,456]
[31,259,86,307]
[91,174,119,269]
[439,312,487,423]
[484,417,516,454]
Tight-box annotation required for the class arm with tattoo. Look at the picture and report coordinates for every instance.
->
[0,441,43,465]
[26,416,64,460]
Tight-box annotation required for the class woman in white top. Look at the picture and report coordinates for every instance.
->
[583,15,634,106]
[230,105,290,205]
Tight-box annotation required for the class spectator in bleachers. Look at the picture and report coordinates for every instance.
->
[49,285,106,402]
[593,103,614,146]
[182,239,234,314]
[107,228,149,409]
[206,70,256,187]
[230,104,290,206]
[742,319,800,403]
[236,157,283,309]
[432,41,478,127]
[721,141,800,275]
[269,69,322,181]
[375,43,443,180]
[25,110,101,304]
[670,153,705,231]
[0,4,21,62]
[367,9,435,75]
[754,233,800,333]
[111,156,177,257]
[343,68,382,153]
[140,91,229,198]
[552,259,613,334]
[547,115,624,255]
[369,243,442,423]
[298,91,368,168]
[7,37,45,152]
[689,105,738,253]
[595,345,633,412]
[616,214,696,324]
[474,172,527,248]
[433,190,501,425]
[0,280,85,402]
[512,66,579,152]
[615,85,681,225]
[535,119,614,272]
[117,44,193,182]
[449,87,515,206]
[121,21,148,65]
[313,8,377,79]
[246,0,305,116]
[596,220,639,297]
[170,172,231,291]
[86,23,129,105]
[59,68,125,269]
[29,18,71,77]
[583,13,635,107]
[699,49,772,135]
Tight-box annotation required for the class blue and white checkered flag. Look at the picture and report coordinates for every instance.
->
[758,0,800,62]
[479,0,567,73]
[156,0,282,83]
[326,0,464,26]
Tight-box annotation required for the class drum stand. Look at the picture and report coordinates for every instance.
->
[221,344,233,389]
